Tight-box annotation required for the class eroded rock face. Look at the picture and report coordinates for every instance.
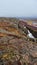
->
[0,18,37,65]
[18,20,37,38]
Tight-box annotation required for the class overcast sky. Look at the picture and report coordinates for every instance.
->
[0,0,37,17]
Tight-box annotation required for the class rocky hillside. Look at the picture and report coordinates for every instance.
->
[0,18,37,65]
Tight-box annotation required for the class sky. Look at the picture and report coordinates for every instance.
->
[0,0,37,17]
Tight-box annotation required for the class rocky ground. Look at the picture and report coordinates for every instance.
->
[0,18,37,65]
